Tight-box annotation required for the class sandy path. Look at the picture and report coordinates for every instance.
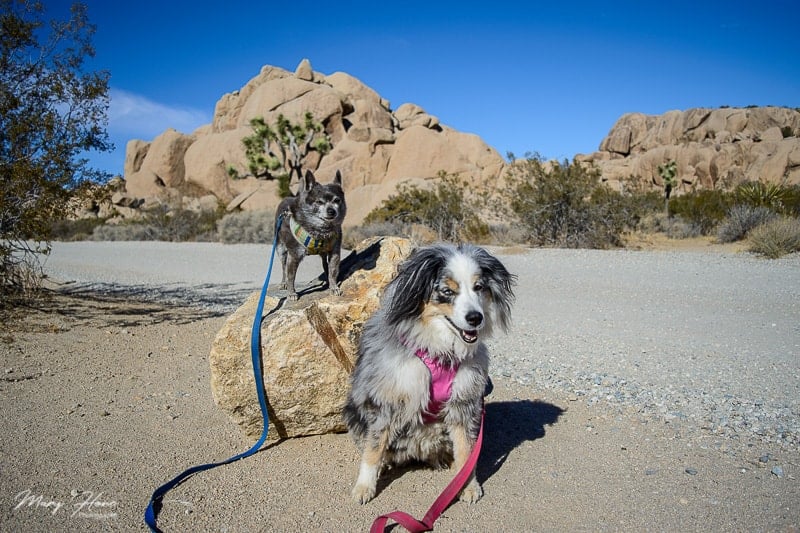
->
[1,242,798,532]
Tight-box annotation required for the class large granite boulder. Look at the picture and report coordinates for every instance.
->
[208,236,414,441]
[580,106,800,190]
[120,59,506,224]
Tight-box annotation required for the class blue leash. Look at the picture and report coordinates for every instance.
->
[144,214,284,532]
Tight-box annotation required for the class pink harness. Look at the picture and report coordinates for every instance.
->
[415,348,459,423]
[372,343,480,533]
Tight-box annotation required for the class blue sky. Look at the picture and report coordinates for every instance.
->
[46,0,800,177]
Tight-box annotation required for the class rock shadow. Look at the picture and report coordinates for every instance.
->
[272,238,385,301]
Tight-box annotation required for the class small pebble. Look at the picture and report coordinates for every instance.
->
[685,468,698,476]
[771,466,784,478]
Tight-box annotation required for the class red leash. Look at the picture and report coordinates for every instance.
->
[370,408,485,533]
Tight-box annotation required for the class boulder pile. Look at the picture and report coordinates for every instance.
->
[577,107,800,192]
[118,59,505,225]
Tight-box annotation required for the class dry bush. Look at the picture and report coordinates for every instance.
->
[217,210,276,244]
[716,205,777,243]
[747,216,800,258]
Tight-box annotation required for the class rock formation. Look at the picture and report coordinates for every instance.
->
[120,59,505,226]
[577,107,800,193]
[208,236,413,441]
[108,57,800,226]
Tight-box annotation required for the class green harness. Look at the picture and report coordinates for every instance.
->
[288,215,340,255]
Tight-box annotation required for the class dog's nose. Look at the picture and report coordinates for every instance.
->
[465,311,483,328]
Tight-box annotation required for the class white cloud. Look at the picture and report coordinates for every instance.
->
[108,88,211,140]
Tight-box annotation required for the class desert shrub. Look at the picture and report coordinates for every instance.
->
[503,156,652,248]
[782,186,800,217]
[142,204,222,242]
[90,204,224,242]
[363,172,489,243]
[91,222,161,241]
[716,205,778,243]
[217,210,276,244]
[747,216,800,258]
[640,212,703,239]
[484,224,530,246]
[50,217,109,241]
[343,220,411,248]
[667,189,732,235]
[1,1,111,300]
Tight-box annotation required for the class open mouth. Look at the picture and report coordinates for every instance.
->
[445,317,479,344]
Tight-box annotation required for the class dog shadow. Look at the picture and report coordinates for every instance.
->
[477,399,565,483]
[373,398,564,502]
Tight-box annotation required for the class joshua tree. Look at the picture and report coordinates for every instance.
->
[657,160,678,215]
[227,112,331,197]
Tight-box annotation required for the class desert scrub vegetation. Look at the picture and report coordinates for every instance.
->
[89,203,225,242]
[500,155,660,248]
[362,171,490,243]
[667,189,732,235]
[217,210,276,244]
[747,216,800,258]
[716,205,777,243]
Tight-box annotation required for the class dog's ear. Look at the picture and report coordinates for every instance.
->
[385,246,447,326]
[468,246,517,332]
[302,170,317,191]
[333,170,342,186]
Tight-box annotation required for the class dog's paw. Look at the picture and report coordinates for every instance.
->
[287,292,299,301]
[460,481,483,504]
[351,483,376,505]
[329,286,342,297]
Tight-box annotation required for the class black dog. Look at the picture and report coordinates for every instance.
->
[275,170,346,300]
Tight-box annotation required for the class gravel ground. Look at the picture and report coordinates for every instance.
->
[41,241,800,450]
[1,240,796,532]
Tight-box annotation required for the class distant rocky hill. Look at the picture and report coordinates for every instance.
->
[103,59,800,226]
[577,106,800,192]
[116,59,504,226]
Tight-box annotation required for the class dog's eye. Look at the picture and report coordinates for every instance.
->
[474,281,485,293]
[438,286,455,298]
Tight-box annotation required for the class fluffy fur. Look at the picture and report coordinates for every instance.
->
[343,243,516,505]
[275,170,346,300]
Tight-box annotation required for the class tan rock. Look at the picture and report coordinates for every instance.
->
[591,106,800,189]
[600,124,633,155]
[184,128,250,201]
[125,169,165,199]
[140,128,194,187]
[315,138,393,193]
[325,71,384,105]
[385,125,504,183]
[395,103,440,129]
[118,62,507,224]
[294,58,314,81]
[212,65,291,133]
[124,139,149,177]
[209,236,414,441]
